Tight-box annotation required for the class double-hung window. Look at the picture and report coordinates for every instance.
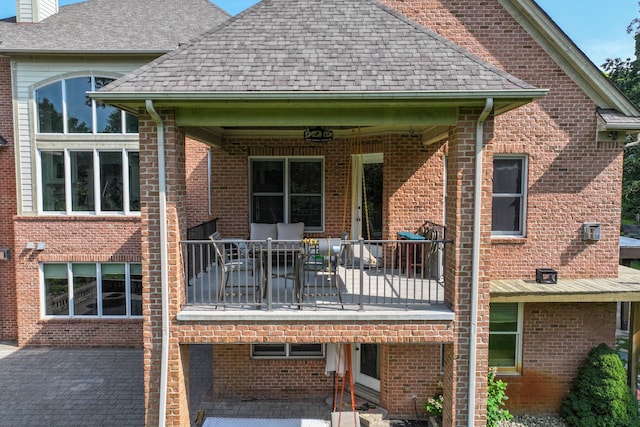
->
[489,303,523,373]
[40,149,140,214]
[492,156,527,236]
[251,343,324,359]
[250,158,324,231]
[42,262,142,318]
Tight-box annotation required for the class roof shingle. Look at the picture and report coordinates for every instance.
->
[0,0,229,53]
[101,0,537,94]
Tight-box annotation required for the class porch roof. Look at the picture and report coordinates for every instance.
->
[490,265,640,303]
[95,0,544,103]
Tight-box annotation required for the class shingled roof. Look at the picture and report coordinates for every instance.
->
[100,0,538,94]
[0,0,229,54]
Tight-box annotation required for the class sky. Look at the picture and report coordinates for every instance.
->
[0,0,637,68]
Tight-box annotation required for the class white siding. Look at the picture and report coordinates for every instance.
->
[15,58,149,214]
[37,0,58,21]
[17,0,58,22]
[17,0,34,22]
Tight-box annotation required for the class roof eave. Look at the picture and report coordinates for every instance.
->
[90,89,549,102]
[0,49,173,56]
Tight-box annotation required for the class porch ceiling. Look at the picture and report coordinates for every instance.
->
[95,92,544,147]
[490,265,640,303]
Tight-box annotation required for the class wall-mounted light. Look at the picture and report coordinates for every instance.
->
[304,127,333,143]
[0,135,8,147]
[607,131,619,141]
[583,222,601,241]
[25,242,46,251]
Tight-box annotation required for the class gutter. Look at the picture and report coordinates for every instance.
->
[468,98,494,427]
[145,100,169,427]
[89,89,548,103]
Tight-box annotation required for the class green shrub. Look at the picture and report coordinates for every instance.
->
[423,370,513,426]
[561,343,639,427]
[487,368,513,427]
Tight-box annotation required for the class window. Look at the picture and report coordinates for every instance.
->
[250,158,323,231]
[36,76,138,134]
[251,343,324,359]
[489,303,522,373]
[40,149,140,214]
[42,263,142,317]
[492,156,527,236]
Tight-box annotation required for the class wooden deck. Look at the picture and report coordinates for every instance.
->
[490,265,640,302]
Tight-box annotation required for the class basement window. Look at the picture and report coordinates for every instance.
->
[251,343,324,359]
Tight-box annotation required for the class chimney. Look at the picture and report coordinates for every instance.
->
[16,0,59,23]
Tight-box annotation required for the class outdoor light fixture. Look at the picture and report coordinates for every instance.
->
[304,127,334,143]
[0,135,7,147]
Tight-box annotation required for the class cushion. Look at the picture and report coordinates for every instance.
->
[249,223,277,240]
[276,222,304,240]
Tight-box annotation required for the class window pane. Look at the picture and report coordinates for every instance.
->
[289,344,323,356]
[94,78,121,133]
[252,195,284,223]
[66,77,93,133]
[71,151,94,211]
[130,264,142,316]
[290,195,321,227]
[125,113,139,134]
[490,303,519,332]
[290,161,322,194]
[493,158,522,194]
[44,264,69,315]
[252,160,284,193]
[252,344,286,356]
[128,152,140,212]
[101,264,126,315]
[492,197,520,232]
[489,334,517,367]
[41,151,65,211]
[100,152,124,211]
[72,263,97,316]
[37,81,63,133]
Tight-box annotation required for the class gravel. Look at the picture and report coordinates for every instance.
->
[498,415,569,427]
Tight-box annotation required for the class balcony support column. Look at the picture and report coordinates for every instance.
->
[140,107,190,427]
[442,106,494,427]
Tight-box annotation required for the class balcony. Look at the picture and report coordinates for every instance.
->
[181,237,450,314]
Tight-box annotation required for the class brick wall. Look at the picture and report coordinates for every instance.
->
[379,0,622,280]
[13,216,142,346]
[503,302,617,414]
[211,134,445,241]
[211,344,333,400]
[185,138,215,229]
[0,57,17,341]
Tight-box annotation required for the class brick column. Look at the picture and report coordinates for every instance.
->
[139,108,190,426]
[0,56,17,341]
[442,108,493,426]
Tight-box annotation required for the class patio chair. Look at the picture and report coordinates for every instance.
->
[209,232,257,303]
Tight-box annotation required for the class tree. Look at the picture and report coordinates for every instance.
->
[604,6,640,224]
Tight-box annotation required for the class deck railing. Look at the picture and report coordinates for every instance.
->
[182,238,449,311]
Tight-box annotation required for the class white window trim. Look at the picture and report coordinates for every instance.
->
[251,343,325,359]
[489,302,524,375]
[37,147,141,216]
[40,262,142,319]
[492,155,528,238]
[249,156,325,232]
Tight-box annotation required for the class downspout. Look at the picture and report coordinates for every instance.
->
[468,98,493,427]
[146,100,169,427]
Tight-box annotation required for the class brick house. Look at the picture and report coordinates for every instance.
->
[4,0,640,426]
